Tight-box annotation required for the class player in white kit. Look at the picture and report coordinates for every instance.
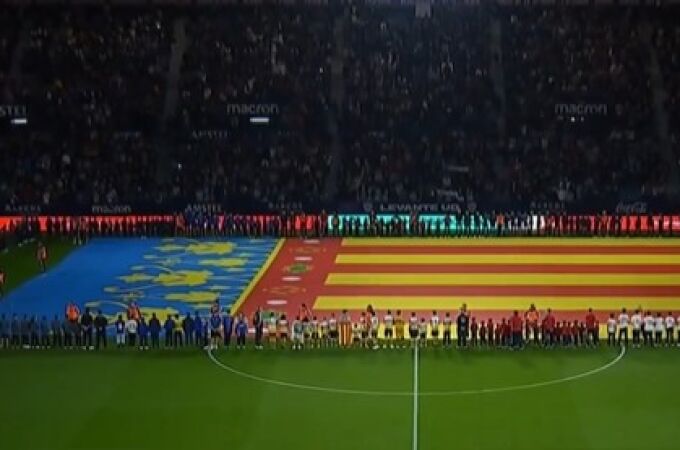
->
[631,309,642,348]
[654,313,664,346]
[643,312,655,347]
[369,312,379,350]
[617,308,630,346]
[383,310,394,349]
[606,313,617,347]
[665,312,676,346]
[429,311,440,347]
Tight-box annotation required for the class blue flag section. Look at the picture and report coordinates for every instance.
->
[0,238,277,322]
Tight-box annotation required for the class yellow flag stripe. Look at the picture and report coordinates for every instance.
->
[341,238,680,247]
[335,254,680,265]
[314,295,680,311]
[325,273,680,286]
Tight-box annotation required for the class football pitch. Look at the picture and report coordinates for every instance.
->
[1,345,679,450]
[2,236,680,450]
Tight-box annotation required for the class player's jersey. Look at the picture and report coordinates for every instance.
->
[655,317,664,332]
[210,315,222,331]
[430,315,440,332]
[267,316,277,333]
[607,318,617,333]
[618,313,630,329]
[643,316,655,332]
[352,324,361,339]
[359,317,367,332]
[293,321,303,335]
[631,314,642,330]
[329,318,338,332]
[278,319,288,334]
[370,315,379,331]
[311,320,319,335]
[418,322,428,335]
[665,316,676,330]
[304,321,313,335]
[320,320,329,336]
[443,316,452,331]
[384,314,394,329]
[409,317,418,332]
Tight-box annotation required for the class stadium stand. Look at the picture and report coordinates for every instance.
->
[1,4,679,214]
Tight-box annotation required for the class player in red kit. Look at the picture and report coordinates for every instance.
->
[509,311,523,349]
[487,318,494,347]
[479,319,487,346]
[585,308,598,347]
[543,308,556,347]
[501,318,511,348]
[470,317,479,347]
[561,320,571,346]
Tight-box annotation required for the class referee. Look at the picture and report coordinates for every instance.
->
[94,310,108,350]
[456,309,469,347]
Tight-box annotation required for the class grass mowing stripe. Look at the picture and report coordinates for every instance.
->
[412,345,419,450]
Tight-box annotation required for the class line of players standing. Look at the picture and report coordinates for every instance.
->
[262,305,680,350]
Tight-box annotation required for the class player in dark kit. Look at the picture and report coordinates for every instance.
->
[456,310,469,348]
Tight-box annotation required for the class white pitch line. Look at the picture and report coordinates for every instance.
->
[206,346,626,397]
[412,345,419,450]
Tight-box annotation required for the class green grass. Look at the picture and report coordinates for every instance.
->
[0,237,75,294]
[0,345,678,450]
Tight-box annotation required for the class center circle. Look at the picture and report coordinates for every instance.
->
[207,347,625,397]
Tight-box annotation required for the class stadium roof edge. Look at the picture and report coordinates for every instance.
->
[4,0,680,6]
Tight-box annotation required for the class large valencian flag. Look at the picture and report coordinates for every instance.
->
[239,238,680,320]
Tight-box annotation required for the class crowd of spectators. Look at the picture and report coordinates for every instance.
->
[501,7,668,204]
[652,12,680,166]
[340,6,497,205]
[170,7,334,210]
[0,5,679,213]
[2,8,168,208]
[0,10,20,95]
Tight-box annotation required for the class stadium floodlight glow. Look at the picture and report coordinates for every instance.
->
[249,116,270,124]
[10,117,27,125]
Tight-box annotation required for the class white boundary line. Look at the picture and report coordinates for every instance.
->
[412,345,419,450]
[206,346,626,397]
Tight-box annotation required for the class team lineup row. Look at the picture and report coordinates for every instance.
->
[2,305,679,351]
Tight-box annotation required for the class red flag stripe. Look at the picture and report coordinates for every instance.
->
[328,264,680,274]
[319,285,680,297]
[338,245,680,255]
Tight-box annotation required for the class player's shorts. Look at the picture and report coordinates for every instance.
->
[370,329,378,338]
[293,332,303,342]
[384,328,393,338]
[312,332,319,339]
[431,330,439,338]
[303,333,310,340]
[329,330,338,339]
[279,332,288,340]
[352,336,360,343]
[210,330,220,338]
[419,332,427,339]
[361,331,368,339]
[409,329,418,339]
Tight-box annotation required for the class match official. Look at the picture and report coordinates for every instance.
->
[456,309,469,348]
[94,310,108,350]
